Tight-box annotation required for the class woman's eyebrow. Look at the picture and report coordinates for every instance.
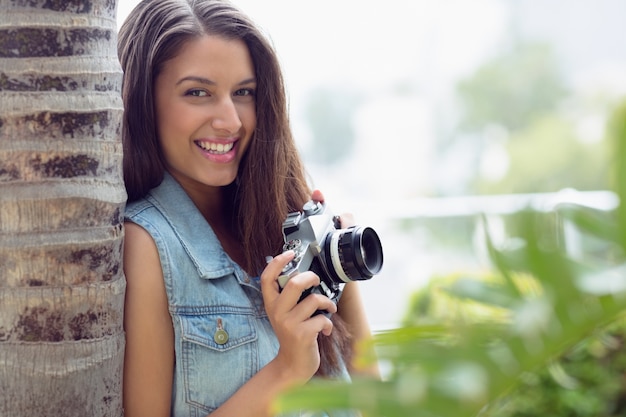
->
[176,76,256,86]
[176,75,215,86]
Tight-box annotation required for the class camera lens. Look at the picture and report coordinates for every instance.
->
[323,226,383,283]
[359,227,384,274]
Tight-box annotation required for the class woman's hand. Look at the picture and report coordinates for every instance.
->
[310,189,381,378]
[260,251,337,382]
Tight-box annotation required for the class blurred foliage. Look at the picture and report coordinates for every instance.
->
[401,270,527,327]
[404,267,626,417]
[450,41,616,195]
[607,100,626,192]
[474,115,609,194]
[483,316,626,417]
[274,103,626,416]
[457,42,568,132]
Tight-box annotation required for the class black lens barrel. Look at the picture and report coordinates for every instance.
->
[323,226,383,283]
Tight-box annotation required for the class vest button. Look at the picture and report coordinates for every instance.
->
[214,318,229,345]
[214,329,229,345]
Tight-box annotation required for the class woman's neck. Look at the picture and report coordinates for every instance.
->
[169,172,246,267]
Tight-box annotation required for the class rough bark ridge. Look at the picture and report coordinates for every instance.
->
[0,1,125,416]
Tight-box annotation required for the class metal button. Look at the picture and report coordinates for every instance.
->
[214,318,229,345]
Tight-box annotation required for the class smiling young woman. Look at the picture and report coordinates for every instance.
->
[118,1,377,416]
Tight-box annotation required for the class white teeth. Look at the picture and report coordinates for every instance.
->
[197,141,234,154]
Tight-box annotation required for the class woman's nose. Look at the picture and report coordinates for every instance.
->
[211,97,242,133]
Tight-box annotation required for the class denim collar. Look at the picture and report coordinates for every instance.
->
[146,172,236,279]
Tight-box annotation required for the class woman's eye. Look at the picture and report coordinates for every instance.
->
[234,88,255,97]
[186,89,208,97]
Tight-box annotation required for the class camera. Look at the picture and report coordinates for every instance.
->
[277,200,383,314]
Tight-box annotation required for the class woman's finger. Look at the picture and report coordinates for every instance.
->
[311,189,324,203]
[277,270,320,307]
[338,212,355,228]
[292,292,337,322]
[260,250,295,305]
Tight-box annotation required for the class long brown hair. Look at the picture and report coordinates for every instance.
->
[118,0,350,377]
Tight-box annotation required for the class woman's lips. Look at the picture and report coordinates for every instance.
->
[194,139,238,163]
[195,140,235,154]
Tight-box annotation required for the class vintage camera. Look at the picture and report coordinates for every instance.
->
[278,200,383,313]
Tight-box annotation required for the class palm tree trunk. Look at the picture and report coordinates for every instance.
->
[0,1,125,416]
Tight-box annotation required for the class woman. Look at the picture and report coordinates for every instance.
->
[118,1,377,416]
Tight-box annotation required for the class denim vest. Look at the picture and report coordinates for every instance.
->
[125,173,357,417]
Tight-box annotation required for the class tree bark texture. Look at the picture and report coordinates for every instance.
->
[0,1,125,416]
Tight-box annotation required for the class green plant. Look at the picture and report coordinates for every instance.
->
[483,315,626,417]
[273,102,626,417]
[401,260,626,417]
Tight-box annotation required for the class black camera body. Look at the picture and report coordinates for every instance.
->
[278,200,383,314]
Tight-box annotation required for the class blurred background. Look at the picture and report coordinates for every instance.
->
[117,0,626,331]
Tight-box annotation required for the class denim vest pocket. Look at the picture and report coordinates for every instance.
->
[178,308,258,413]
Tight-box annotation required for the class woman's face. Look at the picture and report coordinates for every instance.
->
[154,35,256,192]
